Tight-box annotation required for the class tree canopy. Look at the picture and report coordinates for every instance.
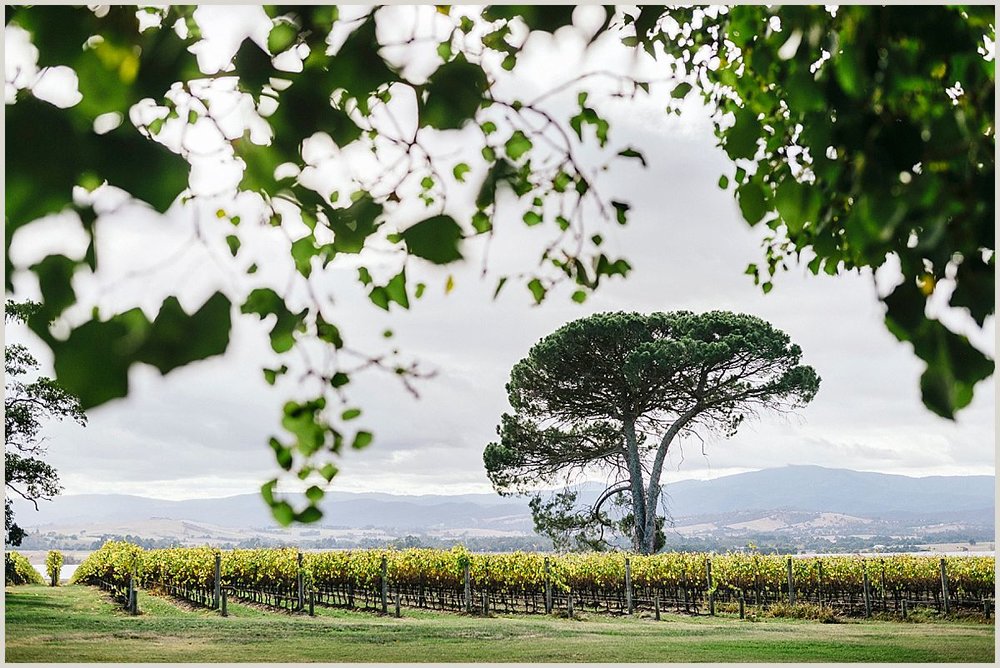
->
[484,311,820,553]
[5,302,87,546]
[4,5,991,525]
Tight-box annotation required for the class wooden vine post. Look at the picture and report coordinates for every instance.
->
[380,555,389,615]
[213,553,222,610]
[786,557,795,605]
[624,558,633,615]
[463,561,472,613]
[706,557,715,616]
[296,552,305,612]
[879,559,887,612]
[544,557,553,614]
[862,568,873,618]
[939,559,950,614]
[817,560,825,607]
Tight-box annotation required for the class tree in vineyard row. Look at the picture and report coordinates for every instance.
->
[484,311,820,554]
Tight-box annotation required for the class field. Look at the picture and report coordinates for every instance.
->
[5,584,996,663]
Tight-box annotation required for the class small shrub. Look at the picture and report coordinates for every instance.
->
[762,601,841,623]
[45,550,63,586]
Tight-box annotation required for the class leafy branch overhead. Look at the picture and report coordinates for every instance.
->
[5,5,640,524]
[5,5,992,528]
[629,5,995,418]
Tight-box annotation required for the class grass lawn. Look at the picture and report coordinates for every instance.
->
[4,585,995,663]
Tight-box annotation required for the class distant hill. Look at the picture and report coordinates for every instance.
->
[660,465,994,518]
[12,466,994,534]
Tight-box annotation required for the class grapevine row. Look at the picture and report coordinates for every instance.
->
[71,542,995,617]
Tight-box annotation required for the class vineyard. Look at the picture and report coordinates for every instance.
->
[68,542,996,620]
[5,551,45,586]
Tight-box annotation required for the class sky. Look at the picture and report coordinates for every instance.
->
[5,6,996,502]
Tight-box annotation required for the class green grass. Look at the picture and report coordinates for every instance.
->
[5,585,994,663]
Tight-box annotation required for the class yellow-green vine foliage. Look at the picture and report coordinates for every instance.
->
[45,550,63,586]
[5,551,45,585]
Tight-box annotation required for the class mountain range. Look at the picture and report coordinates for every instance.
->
[14,466,994,537]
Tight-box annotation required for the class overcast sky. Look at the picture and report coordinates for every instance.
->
[6,6,995,501]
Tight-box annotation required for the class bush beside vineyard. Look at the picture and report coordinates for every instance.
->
[72,542,996,604]
[45,550,63,586]
[5,551,45,585]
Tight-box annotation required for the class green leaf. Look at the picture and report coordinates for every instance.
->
[324,194,383,254]
[295,506,323,523]
[267,21,299,54]
[493,276,508,299]
[773,179,820,234]
[341,408,362,421]
[241,288,303,354]
[436,40,453,62]
[305,485,325,503]
[421,53,488,130]
[271,501,295,525]
[368,287,390,311]
[290,236,316,277]
[316,314,344,348]
[226,234,241,256]
[352,430,374,449]
[384,270,410,309]
[31,255,79,322]
[324,18,397,113]
[330,372,350,389]
[263,365,287,385]
[718,175,729,190]
[137,292,232,375]
[611,201,631,225]
[571,290,587,304]
[617,148,647,166]
[40,308,150,410]
[471,211,492,234]
[261,479,278,506]
[737,181,769,225]
[523,211,543,226]
[453,162,471,182]
[833,42,868,100]
[671,82,692,98]
[401,215,464,264]
[725,107,763,160]
[319,463,339,482]
[527,278,547,304]
[504,130,533,161]
[269,438,294,470]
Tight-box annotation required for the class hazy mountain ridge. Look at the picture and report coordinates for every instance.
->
[14,466,993,543]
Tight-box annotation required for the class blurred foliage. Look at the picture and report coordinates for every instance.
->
[5,6,992,528]
[5,5,637,525]
[629,5,995,418]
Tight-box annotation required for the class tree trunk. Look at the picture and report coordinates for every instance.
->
[641,406,702,554]
[622,418,647,552]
